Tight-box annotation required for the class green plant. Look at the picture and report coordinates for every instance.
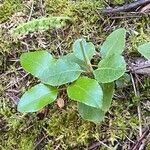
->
[16,28,150,123]
[137,42,150,59]
[11,16,70,36]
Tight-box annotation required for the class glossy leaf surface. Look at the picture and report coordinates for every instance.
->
[138,42,150,60]
[67,77,103,108]
[20,51,55,78]
[18,83,58,112]
[94,54,126,83]
[100,28,126,58]
[21,51,82,86]
[41,59,82,86]
[73,38,95,61]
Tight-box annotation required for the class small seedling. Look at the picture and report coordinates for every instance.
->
[15,27,150,123]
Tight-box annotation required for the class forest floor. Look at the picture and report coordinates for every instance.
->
[0,0,150,149]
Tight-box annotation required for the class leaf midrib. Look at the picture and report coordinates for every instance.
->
[106,35,121,57]
[73,84,100,108]
[96,67,125,71]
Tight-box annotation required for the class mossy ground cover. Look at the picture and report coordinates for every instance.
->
[0,0,150,149]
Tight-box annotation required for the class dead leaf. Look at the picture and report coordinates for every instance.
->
[57,98,65,108]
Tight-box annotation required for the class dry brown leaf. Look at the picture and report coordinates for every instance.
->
[57,98,65,108]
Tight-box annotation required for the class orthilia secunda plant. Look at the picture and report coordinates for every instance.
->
[11,17,150,123]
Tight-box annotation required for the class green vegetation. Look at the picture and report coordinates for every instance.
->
[11,16,71,36]
[17,29,127,123]
[0,0,150,149]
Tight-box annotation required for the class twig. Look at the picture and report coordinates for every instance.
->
[88,140,113,150]
[100,0,150,13]
[28,0,34,21]
[128,60,150,75]
[5,73,29,89]
[110,14,142,19]
[131,61,150,71]
[40,0,45,16]
[125,135,135,144]
[137,104,142,137]
[6,93,19,104]
[131,128,150,150]
[130,73,142,137]
[33,135,48,150]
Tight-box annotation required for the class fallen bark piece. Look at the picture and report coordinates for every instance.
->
[100,0,150,13]
[140,3,150,12]
[129,58,150,75]
[134,67,150,75]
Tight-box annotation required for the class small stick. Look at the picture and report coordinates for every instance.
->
[5,73,29,89]
[40,0,45,16]
[88,140,112,150]
[33,135,48,150]
[132,128,150,150]
[130,73,142,137]
[28,0,34,21]
[100,0,150,13]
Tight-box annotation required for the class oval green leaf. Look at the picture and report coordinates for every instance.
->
[101,82,115,112]
[100,28,126,58]
[41,59,82,86]
[78,103,105,123]
[21,51,82,86]
[94,54,126,83]
[73,38,95,61]
[20,50,55,78]
[138,42,150,60]
[17,83,58,112]
[67,77,103,108]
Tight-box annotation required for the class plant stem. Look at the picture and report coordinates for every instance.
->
[79,40,93,73]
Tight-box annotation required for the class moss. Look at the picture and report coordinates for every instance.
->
[128,17,150,54]
[42,104,97,148]
[0,100,97,149]
[0,0,23,23]
[0,95,145,149]
[112,0,125,5]
[45,0,104,44]
[108,0,134,5]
